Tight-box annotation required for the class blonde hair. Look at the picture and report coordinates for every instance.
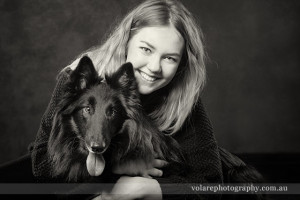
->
[67,0,206,134]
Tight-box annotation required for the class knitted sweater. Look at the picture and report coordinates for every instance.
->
[30,68,223,199]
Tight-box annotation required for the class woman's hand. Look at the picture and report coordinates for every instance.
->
[92,176,162,200]
[112,158,168,178]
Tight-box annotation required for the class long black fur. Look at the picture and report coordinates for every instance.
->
[47,56,184,182]
[219,147,268,200]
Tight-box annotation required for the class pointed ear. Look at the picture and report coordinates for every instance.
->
[70,56,99,91]
[105,62,137,91]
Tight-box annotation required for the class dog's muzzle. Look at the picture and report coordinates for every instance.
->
[86,141,107,154]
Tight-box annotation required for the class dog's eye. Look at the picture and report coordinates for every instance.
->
[83,107,91,114]
[106,107,117,118]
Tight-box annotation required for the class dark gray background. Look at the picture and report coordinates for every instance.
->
[0,0,299,164]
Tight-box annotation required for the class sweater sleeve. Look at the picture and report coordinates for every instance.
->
[155,99,223,200]
[29,68,72,182]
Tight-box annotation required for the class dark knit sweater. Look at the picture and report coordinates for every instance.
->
[30,68,223,199]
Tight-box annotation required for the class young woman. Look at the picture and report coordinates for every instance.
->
[30,0,263,199]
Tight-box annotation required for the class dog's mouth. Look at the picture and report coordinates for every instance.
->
[85,141,108,154]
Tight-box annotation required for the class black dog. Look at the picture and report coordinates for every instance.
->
[47,56,184,182]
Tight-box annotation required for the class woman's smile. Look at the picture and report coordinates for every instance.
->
[138,69,161,82]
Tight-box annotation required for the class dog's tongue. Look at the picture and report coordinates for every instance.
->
[86,152,105,176]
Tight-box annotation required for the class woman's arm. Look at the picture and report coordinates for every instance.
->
[29,68,72,182]
[154,98,223,199]
[95,176,162,200]
[101,99,223,200]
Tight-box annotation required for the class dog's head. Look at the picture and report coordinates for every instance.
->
[48,56,140,181]
[67,56,138,154]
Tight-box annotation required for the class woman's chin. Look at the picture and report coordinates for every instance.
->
[138,86,153,95]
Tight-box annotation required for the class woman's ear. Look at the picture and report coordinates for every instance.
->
[70,56,99,91]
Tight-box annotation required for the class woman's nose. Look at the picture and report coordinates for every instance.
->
[147,56,162,74]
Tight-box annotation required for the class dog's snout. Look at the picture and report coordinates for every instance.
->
[90,141,106,154]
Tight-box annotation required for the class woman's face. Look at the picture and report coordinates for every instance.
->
[126,26,184,95]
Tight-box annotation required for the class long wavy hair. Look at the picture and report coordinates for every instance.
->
[67,0,206,134]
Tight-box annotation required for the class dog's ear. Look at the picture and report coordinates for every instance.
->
[70,56,99,91]
[105,62,137,92]
[106,63,140,117]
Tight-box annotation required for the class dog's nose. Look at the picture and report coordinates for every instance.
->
[91,145,104,153]
[91,142,106,154]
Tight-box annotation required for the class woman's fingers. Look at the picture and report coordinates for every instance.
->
[112,159,168,178]
[152,159,169,168]
[142,159,168,177]
[147,168,163,177]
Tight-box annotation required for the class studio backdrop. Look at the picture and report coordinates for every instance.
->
[0,0,299,164]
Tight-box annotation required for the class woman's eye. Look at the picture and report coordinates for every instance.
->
[140,47,151,54]
[165,56,177,63]
[83,107,91,114]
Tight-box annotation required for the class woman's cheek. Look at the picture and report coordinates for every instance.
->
[130,56,148,70]
[164,64,179,79]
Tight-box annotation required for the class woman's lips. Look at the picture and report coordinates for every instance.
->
[138,70,160,82]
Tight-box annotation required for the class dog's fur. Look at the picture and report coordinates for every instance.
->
[47,56,184,182]
[219,147,267,200]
